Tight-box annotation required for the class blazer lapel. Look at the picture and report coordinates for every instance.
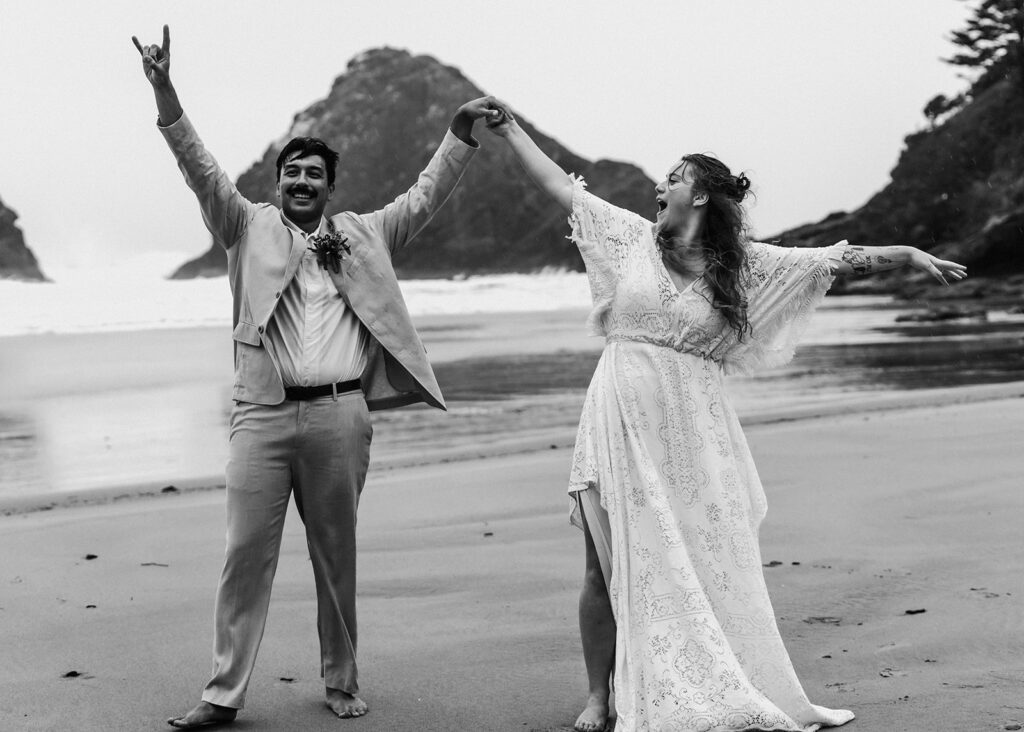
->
[282,216,309,284]
[328,265,353,307]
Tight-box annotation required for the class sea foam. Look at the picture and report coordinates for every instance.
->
[0,255,594,337]
[0,253,897,345]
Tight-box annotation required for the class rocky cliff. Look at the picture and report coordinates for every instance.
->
[171,48,654,279]
[0,197,45,281]
[770,73,1024,298]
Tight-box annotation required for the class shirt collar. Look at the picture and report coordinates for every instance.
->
[281,213,328,239]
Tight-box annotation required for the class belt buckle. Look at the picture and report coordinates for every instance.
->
[331,382,338,402]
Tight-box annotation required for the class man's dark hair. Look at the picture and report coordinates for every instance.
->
[275,137,340,188]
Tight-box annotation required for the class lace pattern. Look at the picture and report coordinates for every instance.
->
[565,185,854,731]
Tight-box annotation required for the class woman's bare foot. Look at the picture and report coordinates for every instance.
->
[167,701,237,728]
[326,687,368,718]
[574,693,609,732]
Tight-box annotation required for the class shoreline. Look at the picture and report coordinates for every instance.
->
[4,379,1021,517]
[2,393,1022,731]
[3,300,1022,518]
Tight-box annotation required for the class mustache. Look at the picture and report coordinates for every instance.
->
[286,185,316,195]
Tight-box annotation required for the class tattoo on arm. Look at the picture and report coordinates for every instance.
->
[841,246,875,275]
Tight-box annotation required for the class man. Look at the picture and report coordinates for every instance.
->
[133,26,499,728]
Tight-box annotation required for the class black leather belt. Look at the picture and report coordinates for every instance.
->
[284,379,362,401]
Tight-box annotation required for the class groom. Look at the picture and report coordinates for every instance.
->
[134,26,499,728]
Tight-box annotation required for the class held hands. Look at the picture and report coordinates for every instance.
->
[454,96,506,125]
[483,96,516,137]
[450,96,508,145]
[132,24,171,87]
[451,96,515,139]
[908,248,968,286]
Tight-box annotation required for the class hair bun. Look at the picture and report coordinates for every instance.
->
[730,173,751,201]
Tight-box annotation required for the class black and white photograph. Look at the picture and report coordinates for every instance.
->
[1,1,1022,730]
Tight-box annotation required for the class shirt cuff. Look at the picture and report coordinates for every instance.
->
[157,111,197,146]
[436,127,475,163]
[444,125,479,151]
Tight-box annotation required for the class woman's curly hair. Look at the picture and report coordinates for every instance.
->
[657,154,752,338]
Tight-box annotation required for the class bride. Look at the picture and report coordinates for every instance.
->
[484,98,966,732]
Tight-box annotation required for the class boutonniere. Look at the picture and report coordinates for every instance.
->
[307,225,351,274]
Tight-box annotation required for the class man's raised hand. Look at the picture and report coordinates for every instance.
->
[132,24,182,126]
[132,24,171,86]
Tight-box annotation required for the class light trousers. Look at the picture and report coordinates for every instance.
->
[201,391,372,709]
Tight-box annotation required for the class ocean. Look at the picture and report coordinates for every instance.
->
[0,256,597,338]
[1,259,1022,510]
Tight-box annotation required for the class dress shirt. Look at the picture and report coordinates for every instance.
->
[263,215,369,387]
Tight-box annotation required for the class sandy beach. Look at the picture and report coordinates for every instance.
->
[2,387,1022,731]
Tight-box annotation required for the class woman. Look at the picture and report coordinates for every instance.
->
[484,101,966,732]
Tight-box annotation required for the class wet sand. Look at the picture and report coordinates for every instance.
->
[1,390,1022,731]
[0,311,601,504]
[4,304,1024,510]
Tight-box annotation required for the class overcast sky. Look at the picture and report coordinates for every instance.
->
[0,0,972,273]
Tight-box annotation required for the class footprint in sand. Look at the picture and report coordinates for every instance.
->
[804,616,842,626]
[969,586,1002,598]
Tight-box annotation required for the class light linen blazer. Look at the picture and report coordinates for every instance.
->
[160,114,477,411]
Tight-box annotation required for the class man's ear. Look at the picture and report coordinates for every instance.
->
[275,180,282,200]
[693,191,709,207]
[327,185,334,200]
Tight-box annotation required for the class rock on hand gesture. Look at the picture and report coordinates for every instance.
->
[132,24,171,87]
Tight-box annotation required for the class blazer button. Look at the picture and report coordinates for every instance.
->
[257,325,264,333]
[274,291,281,298]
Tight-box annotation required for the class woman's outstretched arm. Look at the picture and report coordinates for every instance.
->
[486,99,574,214]
[835,244,967,285]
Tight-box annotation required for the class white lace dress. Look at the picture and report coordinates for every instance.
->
[567,178,855,732]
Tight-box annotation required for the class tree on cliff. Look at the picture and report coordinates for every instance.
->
[947,0,1024,93]
[923,92,966,127]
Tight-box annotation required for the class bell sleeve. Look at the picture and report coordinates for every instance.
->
[567,175,652,336]
[722,240,848,375]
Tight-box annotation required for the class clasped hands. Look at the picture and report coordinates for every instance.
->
[453,96,515,128]
[484,97,515,134]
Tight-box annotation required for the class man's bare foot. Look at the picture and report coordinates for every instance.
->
[574,693,609,732]
[326,687,368,718]
[167,701,237,728]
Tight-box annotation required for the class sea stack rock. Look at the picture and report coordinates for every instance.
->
[171,47,654,279]
[0,196,46,281]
